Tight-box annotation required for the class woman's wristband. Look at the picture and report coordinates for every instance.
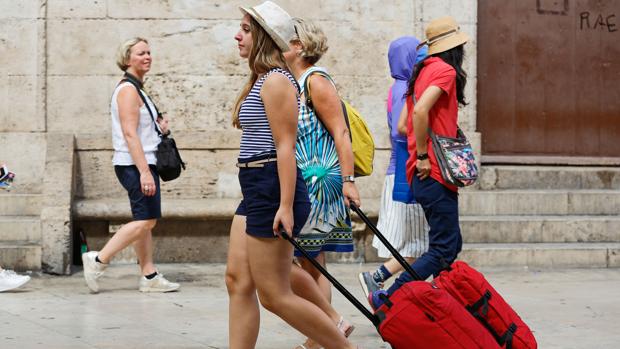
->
[342,175,355,183]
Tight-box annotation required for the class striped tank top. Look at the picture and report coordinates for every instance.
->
[238,68,299,160]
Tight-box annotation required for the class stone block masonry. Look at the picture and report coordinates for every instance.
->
[0,1,530,272]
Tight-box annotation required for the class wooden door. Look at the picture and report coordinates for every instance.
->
[477,0,620,158]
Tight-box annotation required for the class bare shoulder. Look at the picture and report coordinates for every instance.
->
[117,83,140,99]
[307,74,337,101]
[263,71,294,89]
[116,83,141,105]
[261,71,296,97]
[307,73,333,91]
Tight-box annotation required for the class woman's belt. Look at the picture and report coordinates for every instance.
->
[236,158,277,168]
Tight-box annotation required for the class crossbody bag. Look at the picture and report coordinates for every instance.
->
[121,74,186,182]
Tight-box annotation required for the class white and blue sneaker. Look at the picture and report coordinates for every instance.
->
[358,271,382,298]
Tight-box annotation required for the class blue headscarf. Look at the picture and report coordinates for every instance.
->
[387,37,427,142]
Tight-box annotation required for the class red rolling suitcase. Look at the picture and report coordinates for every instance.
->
[282,204,501,348]
[433,261,538,349]
[376,281,501,348]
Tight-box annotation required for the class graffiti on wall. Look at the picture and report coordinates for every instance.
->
[537,0,569,16]
[536,0,617,33]
[580,12,617,32]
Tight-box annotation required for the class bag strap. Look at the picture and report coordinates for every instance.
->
[412,92,464,139]
[120,74,163,137]
[303,70,353,142]
[303,69,335,108]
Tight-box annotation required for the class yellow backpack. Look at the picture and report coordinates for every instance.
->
[305,71,375,177]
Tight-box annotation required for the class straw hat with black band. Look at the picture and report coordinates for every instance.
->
[240,1,296,53]
[419,16,469,55]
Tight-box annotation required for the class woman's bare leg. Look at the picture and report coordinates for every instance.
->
[290,264,339,322]
[384,256,415,275]
[98,219,156,264]
[225,215,260,349]
[247,235,355,349]
[132,229,157,275]
[298,252,332,302]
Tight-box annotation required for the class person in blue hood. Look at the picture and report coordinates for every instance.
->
[358,37,430,297]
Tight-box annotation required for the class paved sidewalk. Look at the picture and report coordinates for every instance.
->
[1,263,619,348]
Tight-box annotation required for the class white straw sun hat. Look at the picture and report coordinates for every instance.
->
[240,1,296,52]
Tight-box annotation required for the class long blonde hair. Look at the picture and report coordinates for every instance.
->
[232,16,288,128]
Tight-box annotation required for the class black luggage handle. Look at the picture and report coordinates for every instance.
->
[349,203,422,281]
[280,231,382,328]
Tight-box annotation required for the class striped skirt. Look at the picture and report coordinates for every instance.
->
[373,174,430,258]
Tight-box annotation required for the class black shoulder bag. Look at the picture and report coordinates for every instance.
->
[121,74,186,182]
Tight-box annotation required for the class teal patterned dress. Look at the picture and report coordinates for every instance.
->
[294,67,354,258]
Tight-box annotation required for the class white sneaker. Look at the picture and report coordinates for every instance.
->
[82,251,107,293]
[0,269,30,292]
[139,273,180,293]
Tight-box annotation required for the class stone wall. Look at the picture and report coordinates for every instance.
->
[0,0,479,271]
[1,0,478,199]
[0,0,47,193]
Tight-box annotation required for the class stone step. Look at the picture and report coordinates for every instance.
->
[460,243,620,269]
[461,215,620,243]
[0,216,41,242]
[459,189,620,215]
[0,194,42,216]
[479,165,620,190]
[0,242,41,271]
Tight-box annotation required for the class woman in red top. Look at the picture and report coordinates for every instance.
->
[369,16,470,307]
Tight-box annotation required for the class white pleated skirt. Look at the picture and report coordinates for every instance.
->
[373,174,430,258]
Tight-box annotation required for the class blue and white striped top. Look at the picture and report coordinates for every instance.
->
[238,68,299,160]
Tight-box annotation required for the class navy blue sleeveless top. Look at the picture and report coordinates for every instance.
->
[238,68,299,160]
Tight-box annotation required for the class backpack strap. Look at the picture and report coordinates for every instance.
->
[303,69,336,110]
[303,69,352,142]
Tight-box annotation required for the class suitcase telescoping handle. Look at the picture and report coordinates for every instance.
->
[349,203,422,281]
[280,231,382,328]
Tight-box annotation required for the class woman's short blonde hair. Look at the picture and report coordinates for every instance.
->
[116,37,148,71]
[293,18,328,65]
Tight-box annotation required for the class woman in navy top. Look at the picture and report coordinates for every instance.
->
[224,2,359,349]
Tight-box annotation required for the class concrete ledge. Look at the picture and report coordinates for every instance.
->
[0,216,41,242]
[0,194,42,216]
[459,189,620,215]
[74,198,380,221]
[0,242,41,271]
[75,198,240,220]
[461,215,620,243]
[479,166,620,190]
[461,243,620,269]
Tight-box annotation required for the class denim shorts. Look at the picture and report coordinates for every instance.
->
[235,157,311,238]
[114,165,161,220]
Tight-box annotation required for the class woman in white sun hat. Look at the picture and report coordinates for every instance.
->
[225,2,360,348]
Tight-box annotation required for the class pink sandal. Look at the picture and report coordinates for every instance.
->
[337,316,355,337]
[294,317,355,349]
